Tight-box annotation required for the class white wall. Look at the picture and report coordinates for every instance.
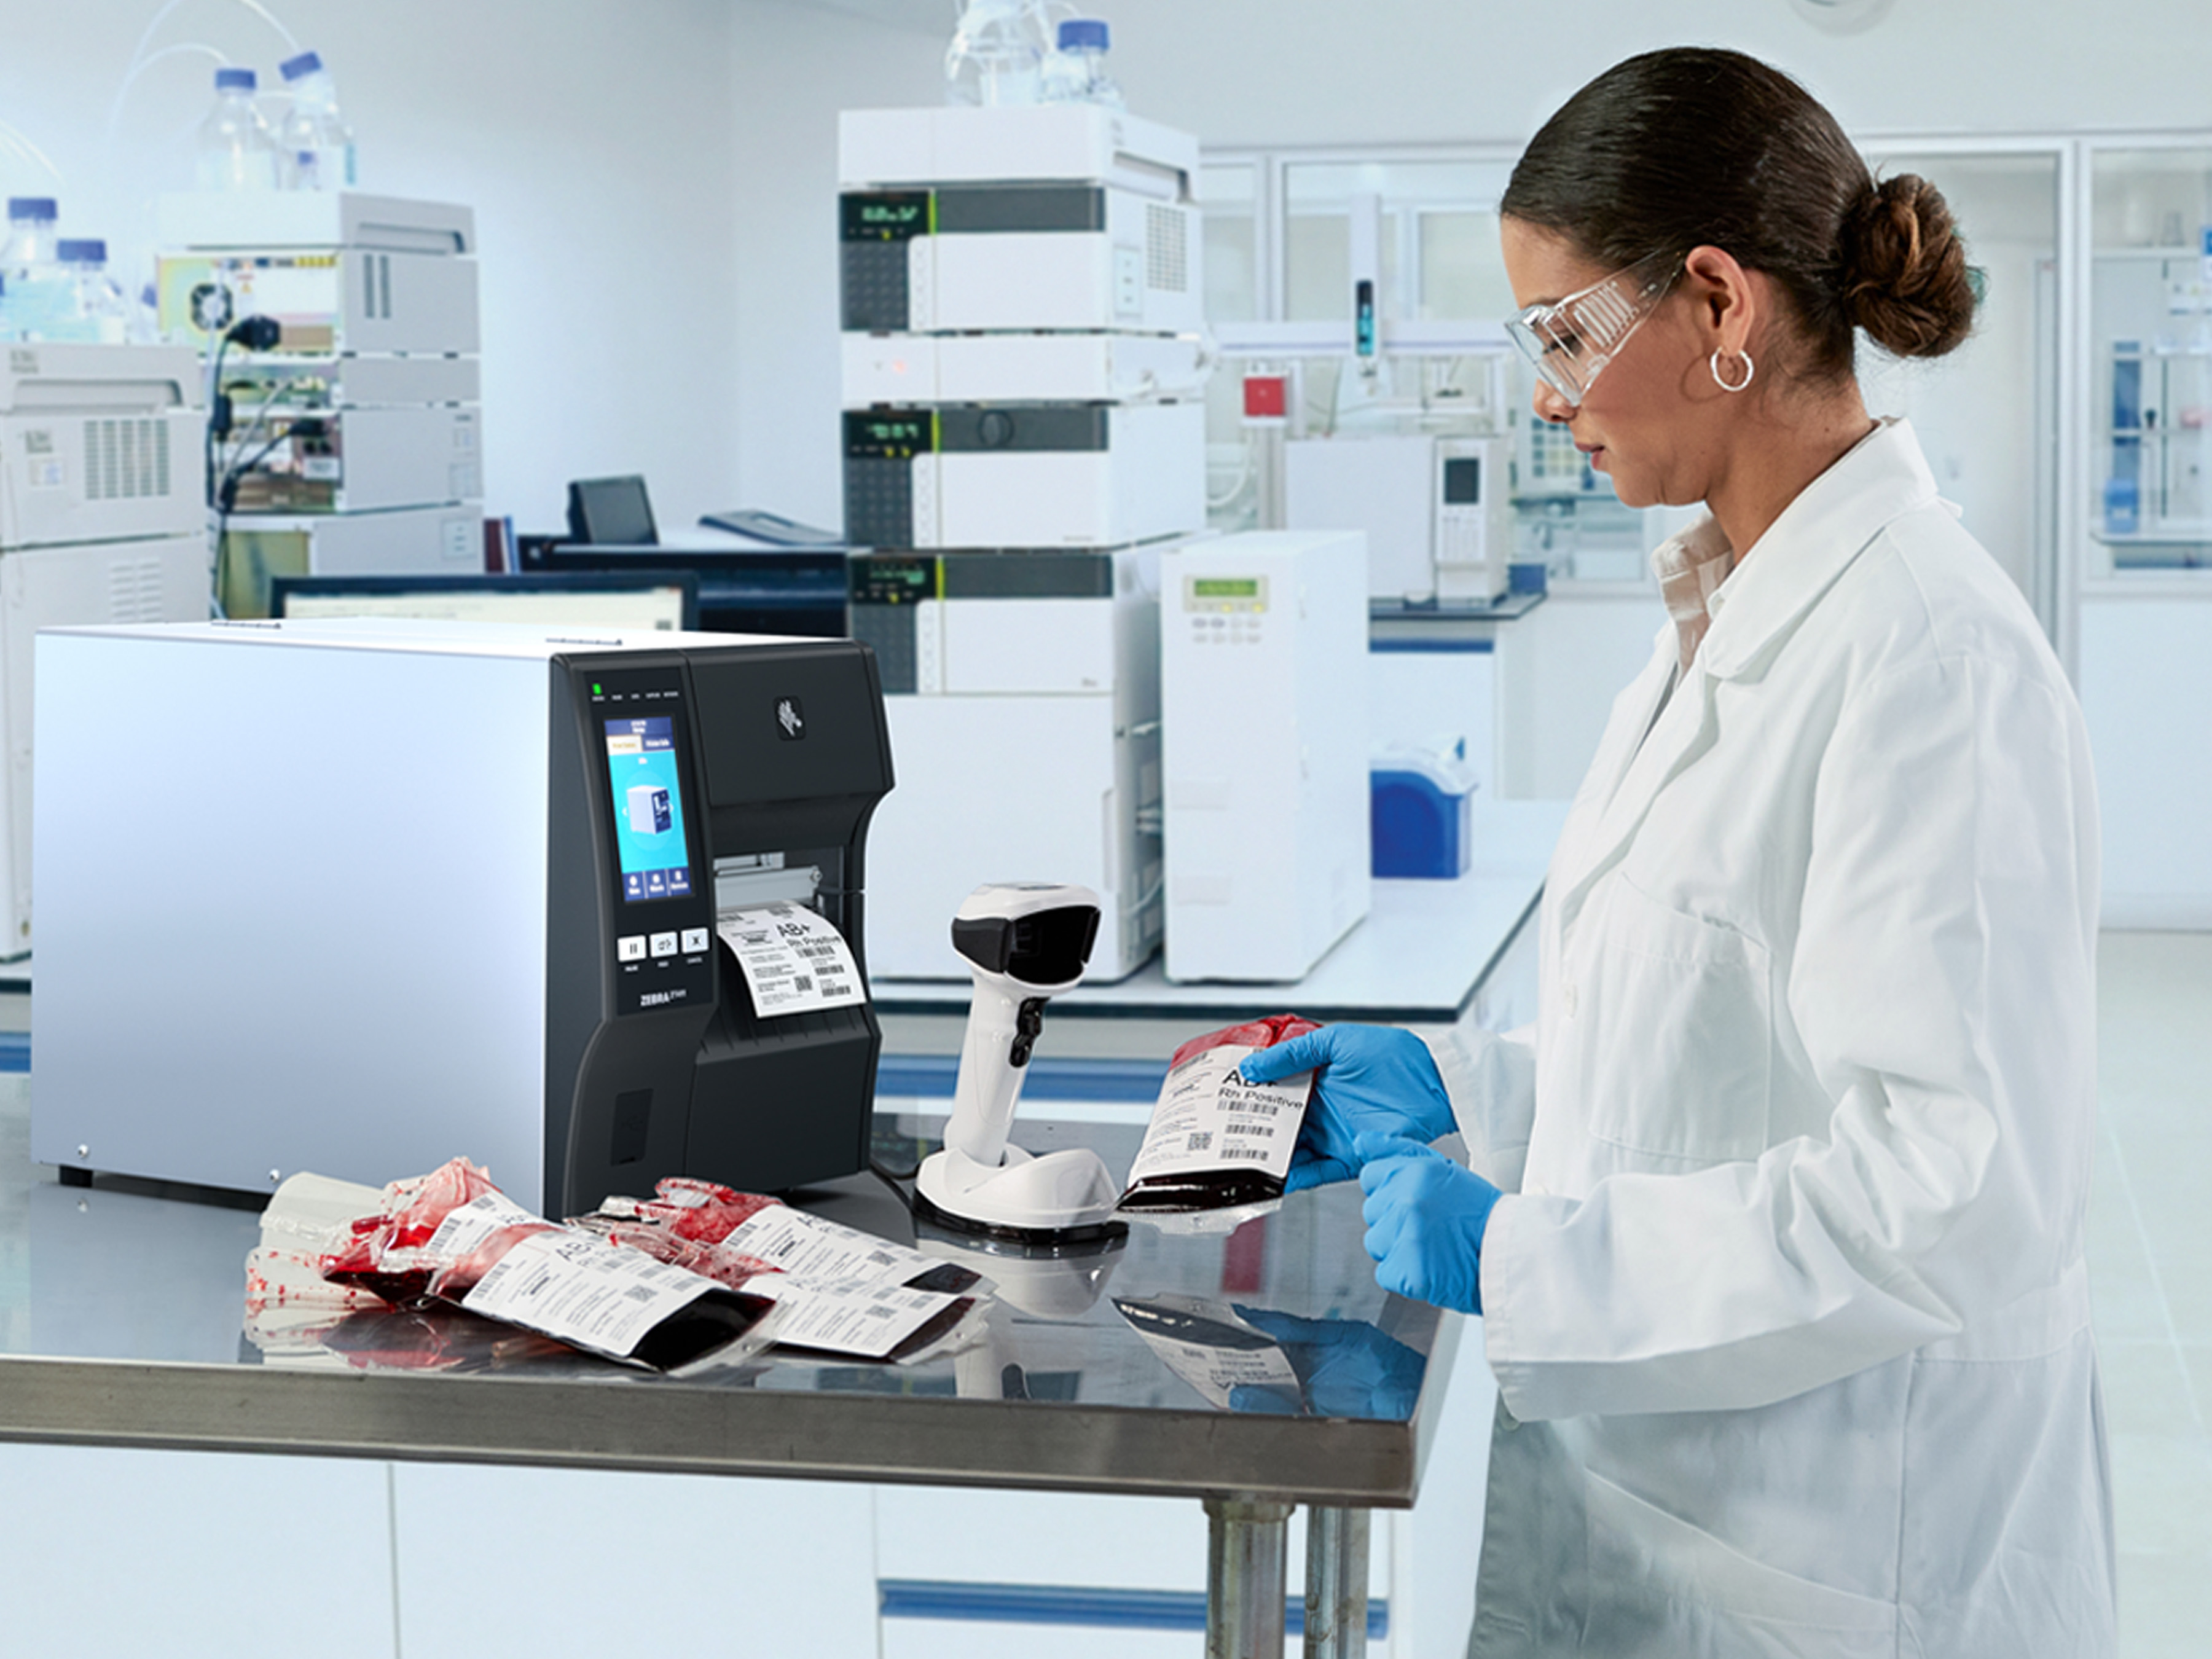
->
[1096,0,2212,147]
[729,0,941,529]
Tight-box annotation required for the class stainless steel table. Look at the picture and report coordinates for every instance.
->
[0,1087,1461,1659]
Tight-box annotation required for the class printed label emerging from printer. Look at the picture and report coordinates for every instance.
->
[603,716,694,902]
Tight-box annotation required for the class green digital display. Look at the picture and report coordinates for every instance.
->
[1193,578,1262,598]
[844,410,936,460]
[840,190,932,242]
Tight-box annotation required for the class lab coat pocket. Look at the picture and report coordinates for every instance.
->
[1571,876,1771,1164]
[1582,1469,1899,1652]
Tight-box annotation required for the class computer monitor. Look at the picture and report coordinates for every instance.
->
[270,571,700,632]
[520,542,847,639]
[567,475,659,546]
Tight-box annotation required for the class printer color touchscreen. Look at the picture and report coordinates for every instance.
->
[603,716,694,901]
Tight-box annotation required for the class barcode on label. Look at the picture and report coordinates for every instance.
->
[798,942,841,958]
[1185,1131,1213,1153]
[794,975,813,993]
[1223,1147,1269,1161]
[1225,1121,1273,1136]
[1236,1100,1281,1118]
[863,1303,896,1319]
[622,1284,659,1303]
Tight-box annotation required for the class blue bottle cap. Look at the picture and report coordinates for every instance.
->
[1057,17,1110,49]
[280,50,324,81]
[57,238,106,264]
[216,67,257,92]
[7,197,58,222]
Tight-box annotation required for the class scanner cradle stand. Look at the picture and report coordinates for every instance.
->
[913,1143,1124,1245]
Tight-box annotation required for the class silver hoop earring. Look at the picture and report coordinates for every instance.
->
[1711,349,1755,393]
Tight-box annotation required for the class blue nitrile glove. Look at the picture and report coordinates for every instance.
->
[1226,1306,1425,1421]
[1237,1024,1456,1193]
[1355,1131,1500,1315]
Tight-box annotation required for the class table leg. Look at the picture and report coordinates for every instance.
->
[1303,1505,1371,1658]
[1205,1494,1295,1659]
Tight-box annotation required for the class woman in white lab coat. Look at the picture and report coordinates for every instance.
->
[1239,47,2117,1657]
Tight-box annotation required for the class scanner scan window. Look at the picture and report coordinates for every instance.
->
[603,716,694,901]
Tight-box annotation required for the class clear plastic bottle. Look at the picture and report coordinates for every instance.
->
[278,50,356,192]
[197,67,280,192]
[944,0,1048,108]
[0,198,74,342]
[56,240,128,343]
[1041,18,1123,108]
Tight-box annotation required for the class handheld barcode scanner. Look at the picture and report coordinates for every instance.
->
[914,883,1124,1240]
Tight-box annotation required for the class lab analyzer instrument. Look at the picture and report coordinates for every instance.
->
[155,192,484,617]
[842,331,1207,407]
[1286,432,1513,605]
[32,618,894,1215]
[849,545,1164,981]
[1160,531,1372,982]
[0,343,210,959]
[839,105,1201,337]
[837,96,1204,985]
[843,403,1203,550]
[914,882,1122,1237]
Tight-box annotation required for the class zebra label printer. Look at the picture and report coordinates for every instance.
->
[31,618,893,1216]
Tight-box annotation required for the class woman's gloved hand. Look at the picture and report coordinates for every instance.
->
[1237,1024,1456,1193]
[1355,1131,1501,1314]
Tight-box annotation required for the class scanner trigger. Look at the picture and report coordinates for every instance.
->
[1010,996,1048,1068]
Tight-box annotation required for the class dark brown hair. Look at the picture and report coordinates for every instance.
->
[1500,48,1975,378]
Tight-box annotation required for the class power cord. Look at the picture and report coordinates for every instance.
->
[203,313,283,619]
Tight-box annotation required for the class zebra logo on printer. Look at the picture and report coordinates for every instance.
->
[776,697,806,740]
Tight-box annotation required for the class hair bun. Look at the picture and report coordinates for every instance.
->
[1844,173,1976,359]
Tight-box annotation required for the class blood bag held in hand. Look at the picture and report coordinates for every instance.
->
[1118,1014,1319,1213]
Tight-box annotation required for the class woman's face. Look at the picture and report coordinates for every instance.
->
[1500,218,1725,512]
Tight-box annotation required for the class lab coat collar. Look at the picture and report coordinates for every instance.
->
[1547,420,1934,927]
[1695,418,1939,683]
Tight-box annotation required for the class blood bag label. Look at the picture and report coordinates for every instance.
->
[422,1191,546,1262]
[1123,1043,1311,1189]
[461,1230,717,1359]
[718,902,866,1018]
[747,1276,963,1360]
[726,1204,944,1290]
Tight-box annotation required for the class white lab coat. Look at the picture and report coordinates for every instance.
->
[1426,421,2116,1657]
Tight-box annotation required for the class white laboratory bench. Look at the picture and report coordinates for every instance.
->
[874,800,1564,1066]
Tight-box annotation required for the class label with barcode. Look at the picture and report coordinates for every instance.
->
[724,1203,952,1292]
[717,902,867,1019]
[461,1230,718,1360]
[745,1275,962,1360]
[1121,1043,1311,1190]
[422,1190,547,1262]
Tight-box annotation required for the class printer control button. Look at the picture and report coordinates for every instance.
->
[650,932,679,959]
[618,935,648,962]
[681,927,711,954]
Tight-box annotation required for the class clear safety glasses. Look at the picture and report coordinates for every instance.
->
[1506,248,1684,406]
